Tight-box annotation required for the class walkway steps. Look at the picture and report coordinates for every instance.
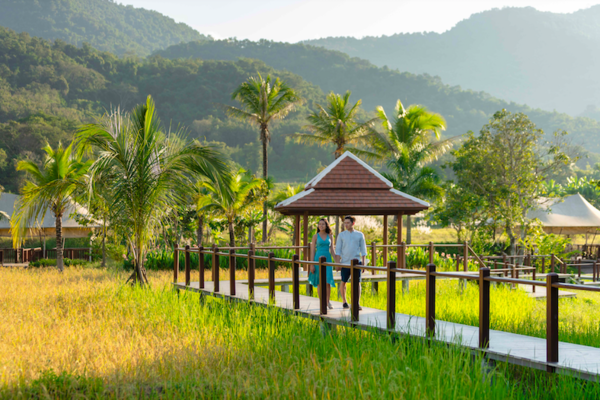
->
[175,280,600,381]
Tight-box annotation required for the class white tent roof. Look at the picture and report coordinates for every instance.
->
[527,193,600,234]
[0,193,100,238]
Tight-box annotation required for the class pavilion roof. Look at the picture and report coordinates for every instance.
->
[275,151,429,215]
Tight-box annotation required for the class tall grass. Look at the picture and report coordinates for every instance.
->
[1,267,598,399]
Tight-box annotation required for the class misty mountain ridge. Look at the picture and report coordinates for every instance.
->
[305,6,600,117]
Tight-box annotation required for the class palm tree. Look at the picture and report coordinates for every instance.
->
[77,96,230,285]
[373,100,450,243]
[11,142,91,271]
[227,74,302,242]
[201,168,263,247]
[294,91,378,159]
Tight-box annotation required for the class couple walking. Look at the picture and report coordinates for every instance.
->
[308,215,367,310]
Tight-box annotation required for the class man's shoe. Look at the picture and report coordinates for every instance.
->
[343,302,349,309]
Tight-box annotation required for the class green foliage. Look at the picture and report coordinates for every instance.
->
[542,177,600,208]
[0,0,210,56]
[520,224,573,258]
[156,38,600,154]
[29,258,93,268]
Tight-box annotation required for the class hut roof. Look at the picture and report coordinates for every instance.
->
[275,151,429,216]
[528,193,600,234]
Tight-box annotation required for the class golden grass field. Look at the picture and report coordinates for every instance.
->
[2,266,600,399]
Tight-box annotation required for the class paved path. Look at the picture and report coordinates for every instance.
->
[175,280,599,381]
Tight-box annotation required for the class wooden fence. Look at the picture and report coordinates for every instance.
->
[0,247,91,264]
[174,241,600,374]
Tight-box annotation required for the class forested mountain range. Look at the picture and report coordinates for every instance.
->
[156,39,600,154]
[305,6,600,117]
[0,0,211,56]
[0,27,331,192]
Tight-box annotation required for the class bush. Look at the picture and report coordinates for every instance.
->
[29,259,93,268]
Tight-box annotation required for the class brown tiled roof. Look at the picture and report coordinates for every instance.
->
[275,151,429,215]
[306,157,390,190]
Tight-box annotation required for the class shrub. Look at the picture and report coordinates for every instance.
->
[29,259,93,268]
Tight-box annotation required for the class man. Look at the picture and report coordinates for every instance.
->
[335,215,367,310]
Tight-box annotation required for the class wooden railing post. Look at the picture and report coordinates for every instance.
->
[184,245,191,287]
[479,268,490,349]
[387,261,396,330]
[268,252,276,302]
[429,241,434,264]
[292,254,300,309]
[371,241,378,294]
[546,273,559,373]
[319,256,327,315]
[0,249,3,266]
[213,245,219,293]
[229,249,236,296]
[173,243,179,283]
[248,249,255,300]
[198,246,205,289]
[463,241,468,272]
[351,259,360,322]
[426,263,436,337]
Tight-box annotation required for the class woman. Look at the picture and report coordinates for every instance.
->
[309,219,336,309]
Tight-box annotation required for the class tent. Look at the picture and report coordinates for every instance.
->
[527,193,600,235]
[0,193,100,239]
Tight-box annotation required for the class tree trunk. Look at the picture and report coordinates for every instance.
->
[228,219,236,247]
[506,223,517,255]
[101,220,106,268]
[248,225,254,245]
[197,215,204,246]
[406,215,412,244]
[55,211,64,271]
[132,235,148,286]
[261,130,268,243]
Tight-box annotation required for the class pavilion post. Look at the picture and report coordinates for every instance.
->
[397,213,403,266]
[383,215,388,267]
[294,215,300,256]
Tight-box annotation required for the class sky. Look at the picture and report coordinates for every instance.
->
[118,0,600,42]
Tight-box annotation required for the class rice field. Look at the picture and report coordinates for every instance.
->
[1,266,599,399]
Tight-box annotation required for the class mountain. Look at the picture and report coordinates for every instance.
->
[155,39,600,154]
[305,6,600,117]
[0,27,330,191]
[0,0,211,56]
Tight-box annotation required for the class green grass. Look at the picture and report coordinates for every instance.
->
[1,268,599,399]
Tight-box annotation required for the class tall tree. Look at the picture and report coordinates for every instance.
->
[77,96,230,285]
[294,91,377,159]
[200,168,263,247]
[373,100,449,243]
[450,109,572,254]
[11,142,91,271]
[227,74,303,242]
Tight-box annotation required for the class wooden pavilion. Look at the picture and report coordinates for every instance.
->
[274,151,430,265]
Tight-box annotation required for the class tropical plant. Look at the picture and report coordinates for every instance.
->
[11,142,91,271]
[372,100,448,243]
[227,73,303,242]
[200,168,264,247]
[76,96,230,285]
[294,91,377,159]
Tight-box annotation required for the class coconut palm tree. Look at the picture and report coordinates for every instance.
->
[227,74,303,242]
[200,168,263,247]
[373,100,450,243]
[77,96,230,285]
[11,142,91,271]
[294,91,378,159]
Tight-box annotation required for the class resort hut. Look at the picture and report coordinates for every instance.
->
[0,192,99,241]
[274,151,430,265]
[527,193,600,235]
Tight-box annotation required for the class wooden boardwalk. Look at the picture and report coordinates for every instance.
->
[174,280,600,381]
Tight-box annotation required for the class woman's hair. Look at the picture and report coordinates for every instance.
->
[317,218,332,234]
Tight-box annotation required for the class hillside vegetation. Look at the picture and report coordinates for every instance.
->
[0,27,330,192]
[306,6,600,116]
[0,0,211,56]
[156,39,600,155]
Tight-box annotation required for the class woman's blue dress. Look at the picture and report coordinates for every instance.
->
[308,234,336,288]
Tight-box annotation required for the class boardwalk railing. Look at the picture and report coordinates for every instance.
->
[174,241,600,373]
[0,247,92,264]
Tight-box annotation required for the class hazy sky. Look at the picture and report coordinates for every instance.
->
[118,0,600,42]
